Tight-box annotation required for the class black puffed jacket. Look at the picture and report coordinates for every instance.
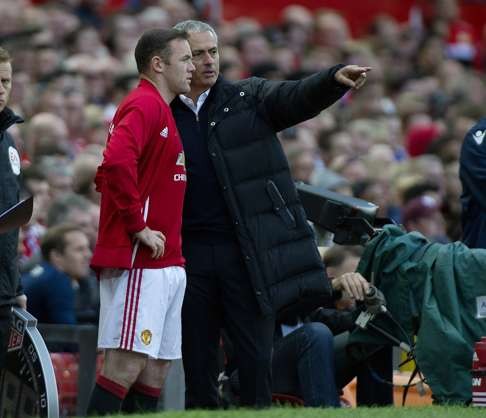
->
[0,107,23,306]
[175,66,348,316]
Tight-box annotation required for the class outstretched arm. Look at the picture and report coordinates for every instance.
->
[256,64,371,132]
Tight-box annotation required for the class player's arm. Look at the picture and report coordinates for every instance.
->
[256,65,367,132]
[101,102,153,234]
[101,100,166,258]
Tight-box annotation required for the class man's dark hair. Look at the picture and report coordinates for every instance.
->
[0,47,11,64]
[402,181,440,205]
[134,28,188,74]
[317,127,339,153]
[41,223,83,261]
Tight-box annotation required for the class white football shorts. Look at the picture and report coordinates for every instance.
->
[98,266,186,359]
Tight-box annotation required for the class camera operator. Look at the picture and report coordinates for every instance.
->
[271,245,393,407]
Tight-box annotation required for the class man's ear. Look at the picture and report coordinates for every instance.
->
[151,55,165,75]
[49,249,64,269]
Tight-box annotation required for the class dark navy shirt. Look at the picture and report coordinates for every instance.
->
[22,262,76,324]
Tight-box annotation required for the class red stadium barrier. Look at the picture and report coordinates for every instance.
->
[50,353,104,416]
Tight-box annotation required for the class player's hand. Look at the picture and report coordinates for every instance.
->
[332,272,369,301]
[334,65,371,90]
[134,227,166,259]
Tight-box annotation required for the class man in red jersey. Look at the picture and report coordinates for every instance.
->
[87,28,194,416]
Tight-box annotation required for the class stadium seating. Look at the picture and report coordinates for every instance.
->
[50,352,104,416]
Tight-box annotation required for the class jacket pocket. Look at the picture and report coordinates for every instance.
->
[266,180,296,229]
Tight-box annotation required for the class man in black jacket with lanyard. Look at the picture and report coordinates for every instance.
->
[0,46,26,371]
[171,20,370,408]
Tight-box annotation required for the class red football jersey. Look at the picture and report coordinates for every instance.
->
[91,79,186,270]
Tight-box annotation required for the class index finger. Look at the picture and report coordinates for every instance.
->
[357,66,372,73]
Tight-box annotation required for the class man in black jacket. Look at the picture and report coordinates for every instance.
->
[0,46,26,371]
[171,20,370,408]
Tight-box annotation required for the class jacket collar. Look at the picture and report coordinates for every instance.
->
[172,76,236,111]
[172,76,241,117]
[0,107,23,134]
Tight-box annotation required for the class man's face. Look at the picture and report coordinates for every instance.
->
[0,61,12,112]
[56,230,92,280]
[164,38,195,95]
[47,172,73,199]
[187,31,219,92]
[66,207,98,250]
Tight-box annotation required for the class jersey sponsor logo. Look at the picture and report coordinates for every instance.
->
[176,151,185,168]
[141,329,152,345]
[160,126,169,138]
[174,173,187,182]
[8,146,20,175]
[472,129,485,145]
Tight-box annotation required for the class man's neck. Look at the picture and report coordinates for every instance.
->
[141,74,175,104]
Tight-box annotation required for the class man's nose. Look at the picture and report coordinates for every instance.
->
[203,52,214,64]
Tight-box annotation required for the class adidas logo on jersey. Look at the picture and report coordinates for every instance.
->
[160,126,169,138]
[472,129,485,145]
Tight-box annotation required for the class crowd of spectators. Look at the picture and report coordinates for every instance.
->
[2,0,485,324]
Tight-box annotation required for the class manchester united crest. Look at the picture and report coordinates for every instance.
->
[141,329,152,345]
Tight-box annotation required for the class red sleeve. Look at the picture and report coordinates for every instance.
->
[101,97,162,234]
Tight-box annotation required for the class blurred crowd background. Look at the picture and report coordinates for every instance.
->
[2,0,486,325]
